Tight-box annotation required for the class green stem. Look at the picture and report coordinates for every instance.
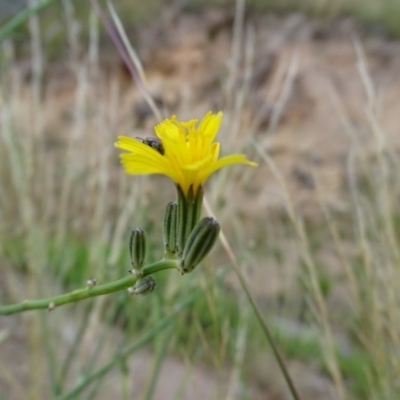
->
[0,259,177,315]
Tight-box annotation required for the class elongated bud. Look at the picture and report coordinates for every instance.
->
[176,185,204,256]
[129,276,157,295]
[177,185,189,256]
[163,201,178,257]
[129,228,146,274]
[178,217,220,274]
[191,185,203,229]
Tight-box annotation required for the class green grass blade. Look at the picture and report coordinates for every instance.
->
[57,287,203,400]
[0,0,61,42]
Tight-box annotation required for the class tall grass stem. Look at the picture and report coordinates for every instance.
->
[204,199,302,400]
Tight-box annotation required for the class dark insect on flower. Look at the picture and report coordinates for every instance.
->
[137,137,165,155]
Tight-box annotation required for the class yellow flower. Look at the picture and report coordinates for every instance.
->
[115,111,257,195]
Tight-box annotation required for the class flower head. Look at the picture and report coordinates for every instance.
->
[115,111,257,195]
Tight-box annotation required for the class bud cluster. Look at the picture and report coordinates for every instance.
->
[162,185,220,275]
[126,184,220,300]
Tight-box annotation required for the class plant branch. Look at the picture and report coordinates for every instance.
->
[0,259,177,315]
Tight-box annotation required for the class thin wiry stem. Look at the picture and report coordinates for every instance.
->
[90,0,162,121]
[253,145,345,399]
[204,198,302,400]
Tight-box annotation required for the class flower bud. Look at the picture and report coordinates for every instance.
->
[130,276,156,295]
[129,228,146,272]
[163,201,178,256]
[191,185,203,230]
[176,185,189,256]
[178,217,220,274]
[176,185,204,256]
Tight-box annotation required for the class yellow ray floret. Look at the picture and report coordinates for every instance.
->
[115,111,257,195]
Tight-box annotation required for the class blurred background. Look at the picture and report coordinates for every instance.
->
[1,0,400,399]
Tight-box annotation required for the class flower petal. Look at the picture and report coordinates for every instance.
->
[201,154,257,181]
[115,112,257,195]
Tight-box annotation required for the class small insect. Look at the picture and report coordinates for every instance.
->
[136,137,165,155]
[86,278,98,288]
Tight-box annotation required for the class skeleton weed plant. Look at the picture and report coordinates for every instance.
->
[0,111,256,314]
